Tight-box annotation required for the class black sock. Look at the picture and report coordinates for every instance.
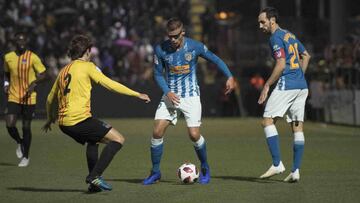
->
[86,143,99,174]
[22,127,32,158]
[7,126,22,144]
[88,141,122,181]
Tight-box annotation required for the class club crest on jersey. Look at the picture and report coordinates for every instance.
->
[22,59,27,64]
[154,55,159,65]
[185,52,192,61]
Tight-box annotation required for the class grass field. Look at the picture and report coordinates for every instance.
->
[0,118,359,203]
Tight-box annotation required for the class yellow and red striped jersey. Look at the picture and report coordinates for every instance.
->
[46,60,140,126]
[4,50,46,104]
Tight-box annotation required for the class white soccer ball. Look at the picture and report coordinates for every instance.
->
[177,162,199,184]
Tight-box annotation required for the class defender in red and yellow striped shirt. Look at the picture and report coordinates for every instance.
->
[3,32,47,167]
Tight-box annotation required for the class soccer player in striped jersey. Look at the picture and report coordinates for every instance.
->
[143,18,235,185]
[43,35,150,192]
[257,7,311,182]
[3,32,47,167]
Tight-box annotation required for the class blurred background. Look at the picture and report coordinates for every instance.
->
[0,0,359,126]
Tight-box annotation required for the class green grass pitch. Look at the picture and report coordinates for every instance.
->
[0,118,359,202]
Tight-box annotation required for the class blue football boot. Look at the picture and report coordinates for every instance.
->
[199,167,210,184]
[143,171,161,185]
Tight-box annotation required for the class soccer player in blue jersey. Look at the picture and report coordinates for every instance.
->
[257,7,311,182]
[143,18,235,185]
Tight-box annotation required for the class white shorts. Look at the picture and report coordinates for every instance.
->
[263,89,308,123]
[155,95,202,127]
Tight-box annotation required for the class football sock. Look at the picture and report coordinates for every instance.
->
[151,137,163,173]
[292,132,305,172]
[22,127,32,158]
[7,126,22,144]
[193,136,209,169]
[89,141,122,179]
[86,143,99,173]
[264,125,281,166]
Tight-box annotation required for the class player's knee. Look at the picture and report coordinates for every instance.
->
[107,128,125,144]
[153,128,164,139]
[261,118,274,127]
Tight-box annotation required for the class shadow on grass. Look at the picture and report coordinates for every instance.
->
[212,175,283,183]
[106,178,172,184]
[8,187,85,193]
[0,162,16,166]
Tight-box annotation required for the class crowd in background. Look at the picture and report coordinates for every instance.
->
[0,0,189,85]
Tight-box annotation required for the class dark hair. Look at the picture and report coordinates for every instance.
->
[166,18,183,32]
[67,35,93,60]
[260,7,279,22]
[14,31,27,40]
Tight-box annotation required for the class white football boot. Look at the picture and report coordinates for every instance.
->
[16,144,23,158]
[260,161,285,179]
[284,169,300,182]
[18,157,30,167]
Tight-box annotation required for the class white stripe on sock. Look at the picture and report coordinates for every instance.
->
[193,135,205,147]
[264,125,278,138]
[151,137,163,148]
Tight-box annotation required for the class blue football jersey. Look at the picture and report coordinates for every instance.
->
[154,37,232,98]
[269,28,308,90]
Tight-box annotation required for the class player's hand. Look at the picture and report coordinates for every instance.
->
[42,120,53,133]
[166,92,180,105]
[225,77,236,95]
[23,82,37,101]
[138,93,151,103]
[258,84,270,104]
[4,85,9,94]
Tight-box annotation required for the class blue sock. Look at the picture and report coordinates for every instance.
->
[194,136,209,169]
[264,125,281,166]
[292,132,305,172]
[151,138,163,173]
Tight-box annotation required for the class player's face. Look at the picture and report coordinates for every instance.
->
[15,34,27,52]
[167,27,185,49]
[258,12,271,34]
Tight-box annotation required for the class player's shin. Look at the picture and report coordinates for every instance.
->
[22,127,32,158]
[193,135,208,169]
[292,132,305,172]
[88,141,122,180]
[7,126,22,144]
[86,143,99,173]
[264,125,281,166]
[151,137,164,173]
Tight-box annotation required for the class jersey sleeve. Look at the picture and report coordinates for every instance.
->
[153,45,171,94]
[3,55,9,72]
[46,76,60,122]
[270,36,285,59]
[196,42,232,78]
[88,64,140,97]
[297,39,306,54]
[32,53,46,74]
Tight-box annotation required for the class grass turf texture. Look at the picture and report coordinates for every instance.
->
[0,118,359,202]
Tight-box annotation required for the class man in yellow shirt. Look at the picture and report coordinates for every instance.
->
[43,34,150,192]
[3,32,47,167]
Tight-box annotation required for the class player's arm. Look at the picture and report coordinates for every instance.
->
[89,66,150,103]
[198,44,235,94]
[153,46,179,104]
[3,58,10,94]
[296,40,311,73]
[25,54,48,98]
[43,77,59,132]
[258,37,286,104]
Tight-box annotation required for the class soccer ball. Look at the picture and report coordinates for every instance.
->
[177,163,199,184]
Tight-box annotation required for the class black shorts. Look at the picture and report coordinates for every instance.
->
[59,117,112,145]
[5,102,35,120]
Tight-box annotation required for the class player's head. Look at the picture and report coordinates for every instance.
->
[258,7,279,34]
[14,32,28,52]
[166,18,185,49]
[67,34,93,60]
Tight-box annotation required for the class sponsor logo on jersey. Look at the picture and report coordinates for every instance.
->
[154,55,159,65]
